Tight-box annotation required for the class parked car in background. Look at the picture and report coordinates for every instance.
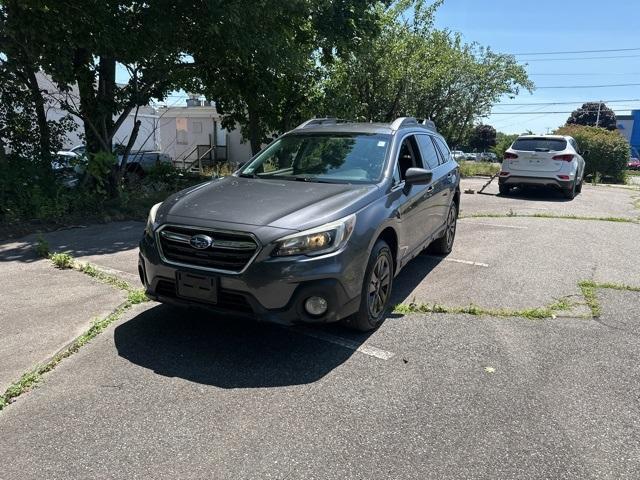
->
[628,158,640,171]
[465,152,478,161]
[139,116,461,332]
[118,151,172,177]
[51,151,84,188]
[499,135,585,199]
[451,150,466,161]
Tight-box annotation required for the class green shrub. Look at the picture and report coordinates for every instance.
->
[50,252,74,269]
[555,125,630,184]
[491,133,519,161]
[34,235,50,258]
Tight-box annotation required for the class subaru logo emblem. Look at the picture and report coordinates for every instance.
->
[190,234,213,249]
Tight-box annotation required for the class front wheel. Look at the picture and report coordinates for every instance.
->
[344,240,394,332]
[499,184,510,196]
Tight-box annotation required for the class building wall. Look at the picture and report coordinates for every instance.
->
[37,72,159,152]
[227,128,254,165]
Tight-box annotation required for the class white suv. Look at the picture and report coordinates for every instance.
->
[499,135,586,199]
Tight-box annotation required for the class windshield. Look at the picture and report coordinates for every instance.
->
[512,138,567,152]
[239,133,391,183]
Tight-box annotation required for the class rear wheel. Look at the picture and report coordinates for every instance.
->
[344,240,393,332]
[499,184,510,196]
[563,180,576,200]
[575,175,583,193]
[430,203,458,255]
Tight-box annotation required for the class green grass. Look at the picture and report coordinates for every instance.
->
[394,296,574,319]
[460,212,638,223]
[458,161,500,178]
[79,262,133,292]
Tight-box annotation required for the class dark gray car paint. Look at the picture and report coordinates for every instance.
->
[141,123,460,322]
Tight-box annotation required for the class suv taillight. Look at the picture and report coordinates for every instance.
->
[552,154,574,162]
[504,152,518,160]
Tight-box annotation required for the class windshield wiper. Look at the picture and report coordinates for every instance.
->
[238,172,257,178]
[293,176,333,183]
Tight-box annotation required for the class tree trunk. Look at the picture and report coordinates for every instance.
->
[24,65,52,170]
[98,56,116,144]
[120,118,141,172]
[248,105,261,155]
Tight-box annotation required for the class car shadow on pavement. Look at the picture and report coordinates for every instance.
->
[114,304,372,389]
[500,186,572,202]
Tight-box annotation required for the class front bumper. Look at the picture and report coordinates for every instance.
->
[138,233,364,325]
[499,175,572,189]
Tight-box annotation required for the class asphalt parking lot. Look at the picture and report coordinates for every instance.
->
[1,177,639,479]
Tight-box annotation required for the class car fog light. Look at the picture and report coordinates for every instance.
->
[304,296,328,316]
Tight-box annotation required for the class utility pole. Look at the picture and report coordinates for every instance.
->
[595,101,602,127]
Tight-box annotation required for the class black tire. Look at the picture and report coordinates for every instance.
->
[563,180,576,200]
[575,175,583,193]
[430,202,458,255]
[499,184,510,196]
[344,240,394,332]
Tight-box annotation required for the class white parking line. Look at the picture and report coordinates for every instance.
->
[461,220,528,230]
[444,258,489,268]
[292,327,395,360]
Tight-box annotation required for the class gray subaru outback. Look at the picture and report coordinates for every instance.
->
[139,117,460,331]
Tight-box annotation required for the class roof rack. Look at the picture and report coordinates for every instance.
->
[420,119,438,132]
[390,117,419,130]
[295,117,352,129]
[390,117,438,133]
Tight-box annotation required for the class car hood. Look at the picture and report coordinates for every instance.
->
[161,176,380,231]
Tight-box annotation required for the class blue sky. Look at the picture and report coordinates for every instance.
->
[433,0,640,134]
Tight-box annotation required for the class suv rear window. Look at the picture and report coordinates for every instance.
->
[512,138,567,152]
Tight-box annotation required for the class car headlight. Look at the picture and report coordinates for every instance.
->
[145,202,162,236]
[272,214,356,257]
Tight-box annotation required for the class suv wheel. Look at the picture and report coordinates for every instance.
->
[575,176,583,193]
[430,203,458,255]
[563,180,576,200]
[345,240,393,332]
[499,184,510,196]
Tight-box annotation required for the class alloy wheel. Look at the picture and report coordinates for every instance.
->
[368,254,391,318]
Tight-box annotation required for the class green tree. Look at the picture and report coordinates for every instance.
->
[321,1,533,145]
[566,102,617,131]
[1,0,187,190]
[468,124,497,151]
[491,132,519,160]
[186,0,382,154]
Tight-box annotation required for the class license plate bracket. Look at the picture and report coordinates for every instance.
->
[176,271,218,304]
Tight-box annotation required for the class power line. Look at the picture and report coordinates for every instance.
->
[513,47,640,56]
[536,83,640,89]
[522,54,640,62]
[491,109,637,115]
[492,98,640,106]
[529,73,640,76]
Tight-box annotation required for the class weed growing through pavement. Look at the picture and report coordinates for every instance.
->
[49,252,74,269]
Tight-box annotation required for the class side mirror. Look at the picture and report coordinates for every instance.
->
[405,167,433,185]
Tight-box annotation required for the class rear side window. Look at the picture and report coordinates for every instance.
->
[512,138,567,152]
[416,135,440,170]
[432,137,452,165]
